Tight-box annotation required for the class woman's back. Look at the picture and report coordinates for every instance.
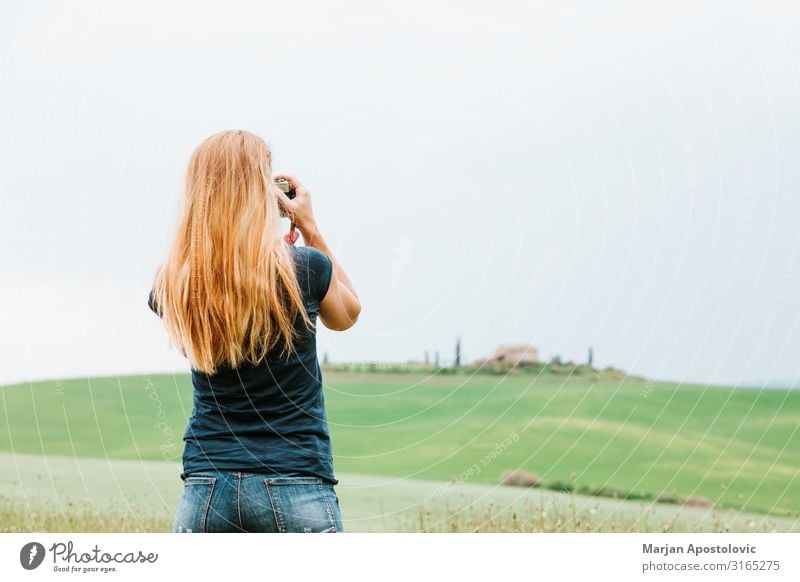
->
[150,244,336,483]
[187,245,336,484]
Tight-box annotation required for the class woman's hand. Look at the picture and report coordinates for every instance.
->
[273,174,317,237]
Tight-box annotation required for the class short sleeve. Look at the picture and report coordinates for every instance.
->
[147,288,162,318]
[308,248,334,303]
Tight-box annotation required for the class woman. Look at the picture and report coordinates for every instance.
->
[147,129,361,533]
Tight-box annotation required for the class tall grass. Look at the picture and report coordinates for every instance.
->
[1,493,786,534]
[0,496,171,533]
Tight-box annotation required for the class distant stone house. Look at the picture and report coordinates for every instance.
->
[481,344,540,366]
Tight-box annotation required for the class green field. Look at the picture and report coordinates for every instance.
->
[2,452,797,533]
[1,370,799,524]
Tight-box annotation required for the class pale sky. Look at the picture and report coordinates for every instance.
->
[1,0,799,387]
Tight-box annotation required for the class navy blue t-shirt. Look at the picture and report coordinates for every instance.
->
[147,244,336,484]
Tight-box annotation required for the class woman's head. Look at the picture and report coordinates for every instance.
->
[185,130,280,230]
[152,129,313,374]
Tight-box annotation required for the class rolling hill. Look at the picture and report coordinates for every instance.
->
[1,370,798,518]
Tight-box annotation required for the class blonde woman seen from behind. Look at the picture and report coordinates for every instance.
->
[148,129,361,533]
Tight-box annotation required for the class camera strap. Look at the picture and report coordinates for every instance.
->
[285,223,299,245]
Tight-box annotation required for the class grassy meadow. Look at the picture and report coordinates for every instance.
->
[1,369,799,531]
[1,452,797,533]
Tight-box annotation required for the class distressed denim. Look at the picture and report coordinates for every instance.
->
[172,470,344,533]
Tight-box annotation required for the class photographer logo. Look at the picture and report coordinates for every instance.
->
[20,542,46,570]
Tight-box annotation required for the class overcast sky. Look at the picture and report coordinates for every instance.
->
[1,0,799,387]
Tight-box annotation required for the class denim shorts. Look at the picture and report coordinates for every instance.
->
[172,470,344,533]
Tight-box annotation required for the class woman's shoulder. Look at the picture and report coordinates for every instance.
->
[291,245,332,271]
[292,244,326,261]
[290,245,333,302]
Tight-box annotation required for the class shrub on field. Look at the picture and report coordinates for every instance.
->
[545,480,574,493]
[654,493,682,505]
[500,469,541,488]
[575,483,635,499]
[682,496,714,508]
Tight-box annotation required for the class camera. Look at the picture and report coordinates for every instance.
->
[274,178,295,218]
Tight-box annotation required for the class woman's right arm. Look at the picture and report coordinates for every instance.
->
[274,174,361,331]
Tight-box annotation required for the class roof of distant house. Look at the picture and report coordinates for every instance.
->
[491,344,539,354]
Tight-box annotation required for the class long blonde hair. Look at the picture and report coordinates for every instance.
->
[152,130,313,374]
